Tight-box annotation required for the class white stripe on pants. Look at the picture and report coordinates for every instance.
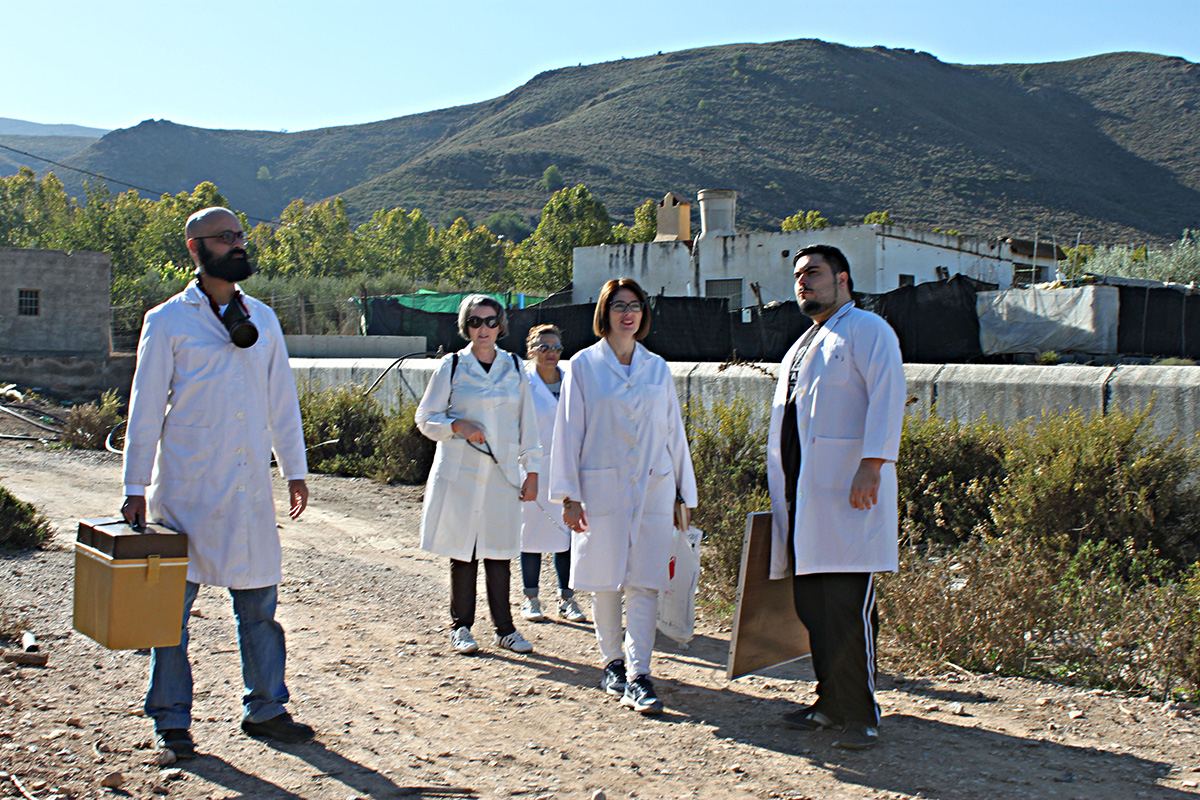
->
[592,585,658,680]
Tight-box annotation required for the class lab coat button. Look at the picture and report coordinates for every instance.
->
[237,485,245,492]
[236,412,245,420]
[237,447,245,455]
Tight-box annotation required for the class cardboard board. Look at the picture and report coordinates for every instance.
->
[727,511,810,680]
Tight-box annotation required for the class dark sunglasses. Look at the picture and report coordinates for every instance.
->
[467,315,500,329]
[190,230,248,246]
[532,343,563,353]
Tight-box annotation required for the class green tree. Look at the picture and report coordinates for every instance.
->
[439,207,473,230]
[261,197,359,278]
[611,199,657,243]
[256,166,272,182]
[508,185,612,291]
[863,210,894,225]
[539,165,565,193]
[356,206,439,281]
[482,211,534,243]
[437,219,506,290]
[781,209,829,231]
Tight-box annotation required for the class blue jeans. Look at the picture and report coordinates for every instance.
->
[145,581,289,731]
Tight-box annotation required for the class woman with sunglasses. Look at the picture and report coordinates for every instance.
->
[416,294,541,656]
[518,324,588,624]
[550,278,697,714]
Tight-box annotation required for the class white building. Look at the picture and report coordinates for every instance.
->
[571,191,1064,310]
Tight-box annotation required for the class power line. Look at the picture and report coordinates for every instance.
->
[0,142,282,226]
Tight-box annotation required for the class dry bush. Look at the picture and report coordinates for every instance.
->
[62,390,124,449]
[299,384,386,477]
[686,398,771,608]
[897,414,1009,546]
[992,406,1200,568]
[0,484,53,549]
[373,398,435,484]
[880,538,1200,699]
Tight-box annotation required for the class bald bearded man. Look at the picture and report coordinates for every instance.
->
[122,206,314,757]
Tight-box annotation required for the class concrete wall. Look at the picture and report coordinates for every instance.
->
[0,248,112,356]
[289,358,1200,439]
[284,335,426,358]
[0,353,135,401]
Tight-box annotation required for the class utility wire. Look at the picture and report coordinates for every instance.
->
[0,142,282,227]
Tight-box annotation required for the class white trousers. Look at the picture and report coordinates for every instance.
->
[592,585,658,680]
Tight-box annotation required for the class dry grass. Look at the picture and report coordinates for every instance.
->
[61,390,124,450]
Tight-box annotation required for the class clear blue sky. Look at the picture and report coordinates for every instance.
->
[6,0,1198,133]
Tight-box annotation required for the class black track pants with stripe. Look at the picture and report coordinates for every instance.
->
[792,572,880,727]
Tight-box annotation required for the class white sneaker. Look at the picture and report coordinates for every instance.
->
[495,630,534,654]
[521,597,546,622]
[558,597,587,623]
[450,626,478,655]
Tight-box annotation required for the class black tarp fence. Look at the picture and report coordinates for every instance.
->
[1117,286,1200,358]
[859,275,995,363]
[363,274,996,362]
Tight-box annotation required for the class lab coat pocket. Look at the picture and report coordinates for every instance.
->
[809,436,862,490]
[580,467,620,516]
[158,423,215,480]
[433,438,465,483]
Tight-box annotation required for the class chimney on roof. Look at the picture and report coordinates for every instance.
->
[697,189,737,241]
[654,192,691,242]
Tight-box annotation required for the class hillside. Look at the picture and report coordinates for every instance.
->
[0,135,99,174]
[0,117,108,137]
[24,39,1200,244]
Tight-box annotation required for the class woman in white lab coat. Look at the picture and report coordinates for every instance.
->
[551,278,698,715]
[518,324,587,624]
[416,294,541,656]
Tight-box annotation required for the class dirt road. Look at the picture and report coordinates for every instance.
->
[1,441,1198,799]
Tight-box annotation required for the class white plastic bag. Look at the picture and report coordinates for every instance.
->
[656,526,703,643]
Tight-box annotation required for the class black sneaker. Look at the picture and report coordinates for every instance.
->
[155,728,196,759]
[620,675,664,715]
[600,659,627,696]
[241,712,315,743]
[780,705,840,731]
[833,722,878,750]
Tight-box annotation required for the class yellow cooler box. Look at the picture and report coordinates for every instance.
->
[73,517,189,650]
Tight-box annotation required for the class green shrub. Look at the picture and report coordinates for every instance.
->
[0,485,53,549]
[372,398,435,484]
[897,414,1008,546]
[299,384,385,477]
[686,397,771,607]
[991,407,1200,568]
[62,389,125,449]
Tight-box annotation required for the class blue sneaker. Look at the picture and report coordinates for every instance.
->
[601,659,626,696]
[620,675,664,715]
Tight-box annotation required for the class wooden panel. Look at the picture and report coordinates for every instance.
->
[726,511,810,680]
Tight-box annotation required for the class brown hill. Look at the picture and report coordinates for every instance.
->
[37,39,1200,244]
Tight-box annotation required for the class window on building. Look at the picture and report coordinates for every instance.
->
[705,278,744,310]
[18,289,39,316]
[898,274,915,288]
[1012,263,1047,286]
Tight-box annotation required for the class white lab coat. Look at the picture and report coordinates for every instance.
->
[520,360,571,554]
[416,345,542,561]
[550,339,698,592]
[765,302,906,579]
[123,282,307,590]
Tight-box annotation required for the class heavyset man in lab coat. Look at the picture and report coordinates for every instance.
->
[766,244,906,751]
[121,206,313,759]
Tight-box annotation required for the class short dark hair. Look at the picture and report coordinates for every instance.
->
[593,278,651,340]
[457,294,507,339]
[794,244,854,293]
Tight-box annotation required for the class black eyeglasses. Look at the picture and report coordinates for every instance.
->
[610,301,644,313]
[532,343,563,353]
[190,230,248,246]
[467,316,500,329]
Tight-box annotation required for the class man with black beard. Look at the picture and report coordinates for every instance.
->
[122,206,314,758]
[765,245,906,750]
